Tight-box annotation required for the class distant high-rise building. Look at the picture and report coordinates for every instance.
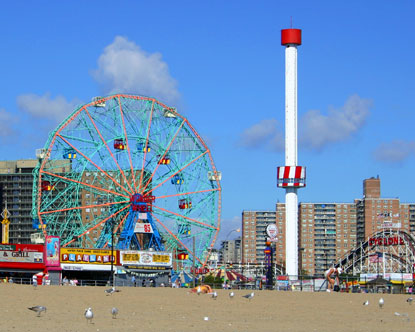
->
[220,237,241,264]
[242,177,415,275]
[0,160,38,244]
[241,211,278,264]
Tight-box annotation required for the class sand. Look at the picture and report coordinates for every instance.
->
[1,284,415,331]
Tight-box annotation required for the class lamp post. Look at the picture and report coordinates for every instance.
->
[299,248,305,291]
[226,228,241,239]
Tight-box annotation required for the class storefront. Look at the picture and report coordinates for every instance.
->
[60,247,118,284]
[0,243,45,282]
[118,250,172,286]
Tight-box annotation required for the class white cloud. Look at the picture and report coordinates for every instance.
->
[17,93,79,123]
[239,118,284,151]
[373,140,415,163]
[239,95,371,152]
[91,36,180,106]
[0,108,17,137]
[300,94,372,150]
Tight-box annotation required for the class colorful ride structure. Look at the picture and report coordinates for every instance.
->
[31,94,221,267]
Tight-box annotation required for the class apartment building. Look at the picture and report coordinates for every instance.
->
[242,211,279,264]
[299,202,356,275]
[242,177,415,275]
[355,176,413,244]
[220,237,241,264]
[0,160,38,244]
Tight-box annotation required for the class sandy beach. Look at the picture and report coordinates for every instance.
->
[1,284,415,331]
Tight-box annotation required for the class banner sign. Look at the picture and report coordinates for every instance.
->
[60,248,116,265]
[381,222,401,229]
[134,222,153,233]
[45,236,60,267]
[120,250,172,268]
[369,236,404,246]
[266,224,278,239]
[360,273,413,282]
[0,244,43,264]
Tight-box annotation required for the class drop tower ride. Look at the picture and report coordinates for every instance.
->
[277,28,306,278]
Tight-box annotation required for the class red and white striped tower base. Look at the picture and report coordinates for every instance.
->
[277,28,306,278]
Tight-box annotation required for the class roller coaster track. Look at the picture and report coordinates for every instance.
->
[334,229,415,275]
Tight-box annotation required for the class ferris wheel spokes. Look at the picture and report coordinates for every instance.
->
[137,100,156,193]
[56,134,132,195]
[155,188,220,201]
[151,213,203,265]
[63,204,130,247]
[117,96,138,190]
[40,170,130,199]
[144,150,209,196]
[138,117,186,194]
[152,205,218,231]
[83,107,135,193]
[39,200,129,216]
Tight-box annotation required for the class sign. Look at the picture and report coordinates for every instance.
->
[60,248,116,265]
[134,222,153,233]
[369,236,404,246]
[381,221,401,229]
[266,224,278,239]
[0,244,44,264]
[0,244,16,251]
[360,273,413,282]
[45,236,60,267]
[120,250,172,267]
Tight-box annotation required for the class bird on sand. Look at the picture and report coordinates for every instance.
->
[363,300,369,306]
[111,307,119,319]
[379,298,384,309]
[85,308,93,323]
[209,291,218,299]
[406,297,413,305]
[243,292,255,301]
[105,287,120,295]
[229,291,235,299]
[28,306,46,317]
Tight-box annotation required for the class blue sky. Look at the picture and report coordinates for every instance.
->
[1,1,414,245]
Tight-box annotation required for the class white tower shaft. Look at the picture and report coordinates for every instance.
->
[285,44,299,278]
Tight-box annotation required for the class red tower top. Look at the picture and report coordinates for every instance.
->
[281,29,302,46]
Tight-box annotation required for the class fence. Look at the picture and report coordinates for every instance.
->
[1,275,411,294]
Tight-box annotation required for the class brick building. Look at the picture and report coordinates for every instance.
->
[242,177,415,275]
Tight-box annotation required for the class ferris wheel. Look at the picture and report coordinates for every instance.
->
[31,94,221,266]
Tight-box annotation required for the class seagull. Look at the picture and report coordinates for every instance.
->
[111,307,119,319]
[407,297,413,305]
[379,298,384,309]
[363,300,369,306]
[85,308,93,323]
[28,306,46,317]
[105,287,117,295]
[209,291,217,299]
[229,291,235,299]
[243,292,255,301]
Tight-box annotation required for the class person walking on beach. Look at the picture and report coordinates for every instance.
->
[324,267,342,292]
[131,275,136,287]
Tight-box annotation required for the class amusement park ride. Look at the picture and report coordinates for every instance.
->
[336,228,415,276]
[31,94,222,267]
